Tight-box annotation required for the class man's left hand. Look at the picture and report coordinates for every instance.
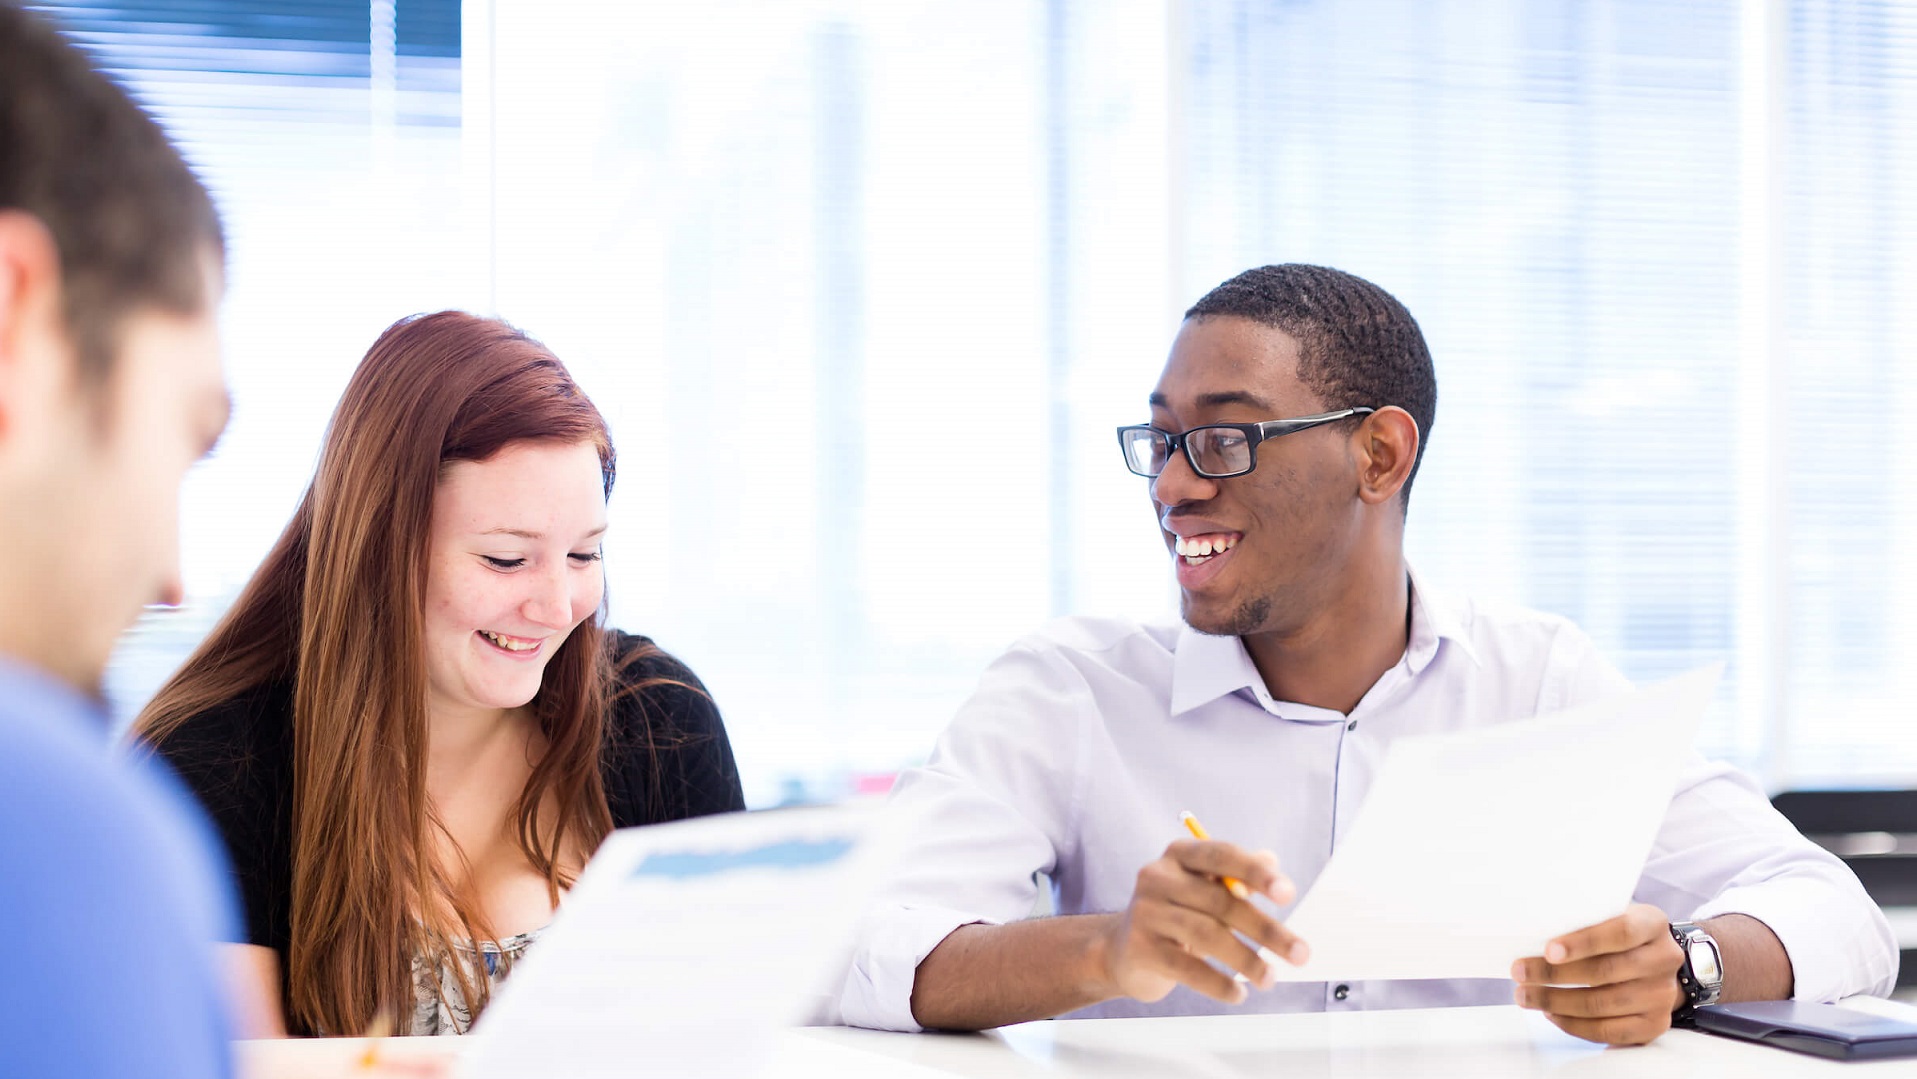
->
[1510,903,1686,1046]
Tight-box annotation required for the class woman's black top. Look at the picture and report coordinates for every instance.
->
[151,631,746,964]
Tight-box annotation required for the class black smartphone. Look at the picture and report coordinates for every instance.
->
[1692,1000,1917,1061]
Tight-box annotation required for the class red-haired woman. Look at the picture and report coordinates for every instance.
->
[137,312,745,1038]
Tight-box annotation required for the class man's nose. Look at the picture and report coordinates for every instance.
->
[1150,443,1220,508]
[155,523,185,608]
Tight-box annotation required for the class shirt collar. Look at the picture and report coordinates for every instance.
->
[1405,565,1482,674]
[1169,624,1266,716]
[1168,566,1482,717]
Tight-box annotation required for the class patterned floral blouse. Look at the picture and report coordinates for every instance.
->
[408,927,546,1036]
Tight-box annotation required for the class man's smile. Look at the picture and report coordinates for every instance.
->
[1172,531,1241,565]
[1165,528,1244,590]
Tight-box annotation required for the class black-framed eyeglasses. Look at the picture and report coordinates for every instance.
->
[1115,408,1376,479]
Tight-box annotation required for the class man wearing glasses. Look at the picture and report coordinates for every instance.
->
[841,264,1896,1046]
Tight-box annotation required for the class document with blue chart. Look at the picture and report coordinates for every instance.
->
[466,802,893,1079]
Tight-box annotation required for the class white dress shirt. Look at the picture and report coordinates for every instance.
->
[840,574,1898,1031]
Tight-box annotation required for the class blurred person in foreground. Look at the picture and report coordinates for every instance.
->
[0,4,237,1075]
[2,8,450,1075]
[843,263,1897,1046]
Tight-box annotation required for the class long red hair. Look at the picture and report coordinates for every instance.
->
[138,311,618,1035]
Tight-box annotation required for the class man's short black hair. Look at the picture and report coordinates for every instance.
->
[1185,264,1436,510]
[0,2,224,379]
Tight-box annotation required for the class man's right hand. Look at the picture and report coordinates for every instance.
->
[1099,839,1310,1004]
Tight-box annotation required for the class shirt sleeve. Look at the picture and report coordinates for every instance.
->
[1639,757,1899,1001]
[1542,621,1900,1001]
[840,641,1088,1032]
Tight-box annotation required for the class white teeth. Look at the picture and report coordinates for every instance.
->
[1174,533,1238,560]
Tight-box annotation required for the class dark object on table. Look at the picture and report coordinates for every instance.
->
[1693,1000,1917,1061]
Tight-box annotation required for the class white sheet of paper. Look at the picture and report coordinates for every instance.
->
[1268,664,1722,984]
[462,802,891,1079]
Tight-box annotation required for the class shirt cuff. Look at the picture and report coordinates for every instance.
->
[839,904,1001,1032]
[1692,876,1899,1002]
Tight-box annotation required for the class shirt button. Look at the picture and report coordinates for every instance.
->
[1346,720,1358,731]
[1334,984,1351,1001]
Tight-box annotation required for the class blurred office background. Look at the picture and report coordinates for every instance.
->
[43,0,1917,807]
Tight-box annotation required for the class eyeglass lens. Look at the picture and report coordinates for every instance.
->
[1121,429,1171,475]
[1121,427,1252,477]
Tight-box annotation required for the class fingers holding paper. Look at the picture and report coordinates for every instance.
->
[1510,903,1686,1046]
[1101,840,1310,1006]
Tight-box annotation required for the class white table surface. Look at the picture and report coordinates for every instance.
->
[798,1003,1917,1078]
[237,1002,1917,1079]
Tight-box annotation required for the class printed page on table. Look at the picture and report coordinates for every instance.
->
[1270,665,1721,984]
[463,801,896,1079]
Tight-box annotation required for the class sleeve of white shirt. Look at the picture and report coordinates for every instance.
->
[839,639,1092,1031]
[1548,621,1900,1001]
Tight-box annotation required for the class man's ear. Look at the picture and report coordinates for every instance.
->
[1353,405,1419,507]
[0,211,68,443]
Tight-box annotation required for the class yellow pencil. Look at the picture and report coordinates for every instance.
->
[1179,810,1251,900]
[356,1010,393,1071]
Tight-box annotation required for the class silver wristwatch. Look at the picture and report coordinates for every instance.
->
[1670,921,1724,1021]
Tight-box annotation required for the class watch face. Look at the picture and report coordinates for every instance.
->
[1689,940,1722,985]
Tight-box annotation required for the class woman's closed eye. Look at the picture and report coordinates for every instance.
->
[481,551,600,570]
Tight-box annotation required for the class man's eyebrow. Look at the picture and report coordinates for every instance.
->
[1147,390,1273,410]
[1196,390,1272,410]
[480,525,610,541]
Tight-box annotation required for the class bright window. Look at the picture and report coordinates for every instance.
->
[52,0,1917,803]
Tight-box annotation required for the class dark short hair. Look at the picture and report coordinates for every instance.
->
[0,3,224,379]
[1186,264,1436,509]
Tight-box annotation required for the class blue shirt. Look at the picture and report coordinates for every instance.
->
[0,657,237,1079]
